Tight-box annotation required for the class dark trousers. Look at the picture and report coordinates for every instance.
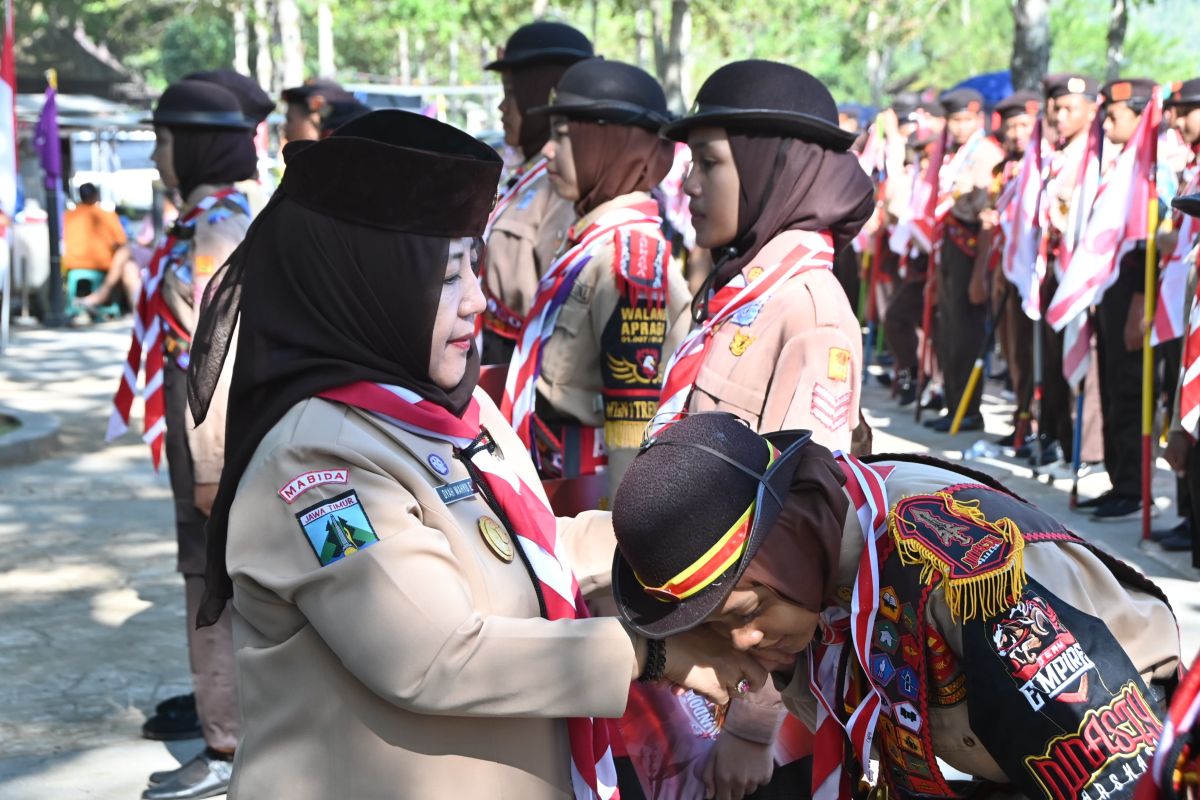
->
[163,358,240,750]
[834,246,861,310]
[1038,273,1074,447]
[1186,443,1200,567]
[884,263,928,373]
[1000,284,1034,421]
[1094,258,1148,498]
[934,231,987,417]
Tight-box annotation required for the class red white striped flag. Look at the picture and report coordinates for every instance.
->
[0,0,16,220]
[1047,87,1160,332]
[998,118,1048,320]
[1152,161,1200,345]
[1179,247,1200,436]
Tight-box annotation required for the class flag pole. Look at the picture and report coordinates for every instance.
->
[42,68,65,328]
[950,284,1010,436]
[1141,173,1159,542]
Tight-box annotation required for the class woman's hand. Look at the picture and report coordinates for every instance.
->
[703,731,776,800]
[662,627,768,706]
[1165,430,1193,475]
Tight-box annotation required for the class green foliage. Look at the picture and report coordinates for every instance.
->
[160,6,235,82]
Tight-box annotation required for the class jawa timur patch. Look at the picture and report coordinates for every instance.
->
[295,490,380,567]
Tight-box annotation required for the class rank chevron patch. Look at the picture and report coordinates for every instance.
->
[811,382,852,430]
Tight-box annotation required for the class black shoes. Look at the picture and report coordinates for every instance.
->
[896,370,918,406]
[1072,490,1113,513]
[1150,519,1188,542]
[1021,438,1062,467]
[142,693,201,742]
[142,748,233,800]
[923,414,983,433]
[1091,494,1149,522]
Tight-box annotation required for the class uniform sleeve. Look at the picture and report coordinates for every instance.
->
[556,509,618,600]
[190,216,246,311]
[240,442,636,719]
[768,325,861,454]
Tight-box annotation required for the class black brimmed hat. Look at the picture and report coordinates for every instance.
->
[320,96,372,135]
[1042,73,1099,100]
[1165,78,1200,108]
[1174,193,1200,219]
[185,69,275,125]
[660,60,855,151]
[485,21,594,71]
[527,58,671,131]
[940,87,985,115]
[281,78,350,107]
[148,79,256,130]
[279,110,502,236]
[994,90,1042,120]
[611,413,812,637]
[1102,77,1157,108]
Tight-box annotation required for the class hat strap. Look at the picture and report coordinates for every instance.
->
[640,439,784,510]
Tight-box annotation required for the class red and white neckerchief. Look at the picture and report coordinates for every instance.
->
[502,197,661,450]
[651,230,834,436]
[1136,650,1200,799]
[1153,155,1200,345]
[808,451,890,800]
[483,155,550,241]
[317,381,619,799]
[106,188,242,468]
[1178,241,1200,435]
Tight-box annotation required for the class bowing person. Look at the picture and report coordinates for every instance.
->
[186,110,761,800]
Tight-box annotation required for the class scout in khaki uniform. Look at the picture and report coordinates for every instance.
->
[612,413,1180,800]
[185,110,762,800]
[107,79,258,800]
[502,59,691,496]
[655,60,875,455]
[922,88,1005,433]
[480,21,592,364]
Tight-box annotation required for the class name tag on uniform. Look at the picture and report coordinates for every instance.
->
[437,478,478,505]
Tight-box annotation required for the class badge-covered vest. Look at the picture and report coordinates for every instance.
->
[862,461,1169,800]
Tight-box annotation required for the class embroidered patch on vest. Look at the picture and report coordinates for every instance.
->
[889,490,1027,621]
[278,469,350,504]
[295,490,380,567]
[827,347,852,381]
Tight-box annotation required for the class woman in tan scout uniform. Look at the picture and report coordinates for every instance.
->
[654,61,875,456]
[186,110,762,800]
[613,413,1179,800]
[502,58,691,498]
[479,21,592,364]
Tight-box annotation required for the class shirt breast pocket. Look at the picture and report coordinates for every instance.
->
[539,290,593,385]
[692,362,766,430]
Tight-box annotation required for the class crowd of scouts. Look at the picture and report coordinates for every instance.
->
[102,16,1200,800]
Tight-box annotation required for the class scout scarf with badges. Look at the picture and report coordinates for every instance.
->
[502,197,663,454]
[107,188,249,467]
[480,156,552,341]
[317,381,620,800]
[810,454,1171,800]
[1153,157,1200,345]
[652,230,835,435]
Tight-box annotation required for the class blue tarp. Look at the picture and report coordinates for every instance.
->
[950,71,1014,109]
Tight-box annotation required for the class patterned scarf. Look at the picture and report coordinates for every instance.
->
[652,230,834,435]
[317,381,619,799]
[502,197,660,450]
[106,188,247,467]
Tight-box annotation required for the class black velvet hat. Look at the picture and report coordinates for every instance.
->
[660,60,855,151]
[185,69,275,125]
[1174,193,1200,219]
[1165,78,1200,108]
[320,96,372,135]
[611,413,812,637]
[1042,73,1099,100]
[149,80,256,130]
[994,90,1042,119]
[1102,77,1157,110]
[527,58,671,131]
[485,21,594,71]
[279,110,502,236]
[940,87,985,115]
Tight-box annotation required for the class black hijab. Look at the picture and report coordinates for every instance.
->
[707,133,875,292]
[510,63,571,160]
[188,111,501,625]
[170,127,258,200]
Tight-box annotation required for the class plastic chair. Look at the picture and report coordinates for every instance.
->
[64,269,120,320]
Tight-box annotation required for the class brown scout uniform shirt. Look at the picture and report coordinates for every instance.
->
[688,230,864,455]
[485,157,577,323]
[226,389,634,799]
[779,458,1179,792]
[160,184,251,488]
[537,191,692,494]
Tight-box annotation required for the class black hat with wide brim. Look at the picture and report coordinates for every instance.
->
[526,58,672,131]
[485,21,594,71]
[146,79,256,130]
[660,60,855,151]
[612,414,813,638]
[1174,193,1200,219]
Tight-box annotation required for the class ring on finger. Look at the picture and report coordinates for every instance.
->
[735,678,750,695]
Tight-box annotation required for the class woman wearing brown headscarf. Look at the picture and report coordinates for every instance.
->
[186,110,760,799]
[500,58,692,502]
[479,21,594,364]
[646,60,875,799]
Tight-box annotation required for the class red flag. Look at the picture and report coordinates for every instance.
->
[998,117,1048,320]
[0,0,17,220]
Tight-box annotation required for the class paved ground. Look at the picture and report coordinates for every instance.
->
[0,320,1197,799]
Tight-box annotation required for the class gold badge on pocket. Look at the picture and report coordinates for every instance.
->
[729,330,754,357]
[478,516,514,563]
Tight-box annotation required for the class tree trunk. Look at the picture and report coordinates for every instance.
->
[317,0,335,78]
[865,8,883,107]
[398,28,411,85]
[253,0,274,94]
[276,0,305,89]
[649,0,666,79]
[233,4,251,75]
[1105,0,1128,81]
[531,0,549,15]
[449,33,460,86]
[1009,0,1051,92]
[662,0,691,114]
[634,7,646,69]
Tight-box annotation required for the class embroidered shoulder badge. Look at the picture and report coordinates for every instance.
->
[295,490,380,567]
[889,490,1026,622]
[278,469,349,504]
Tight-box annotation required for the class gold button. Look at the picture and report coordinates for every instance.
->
[478,516,514,563]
